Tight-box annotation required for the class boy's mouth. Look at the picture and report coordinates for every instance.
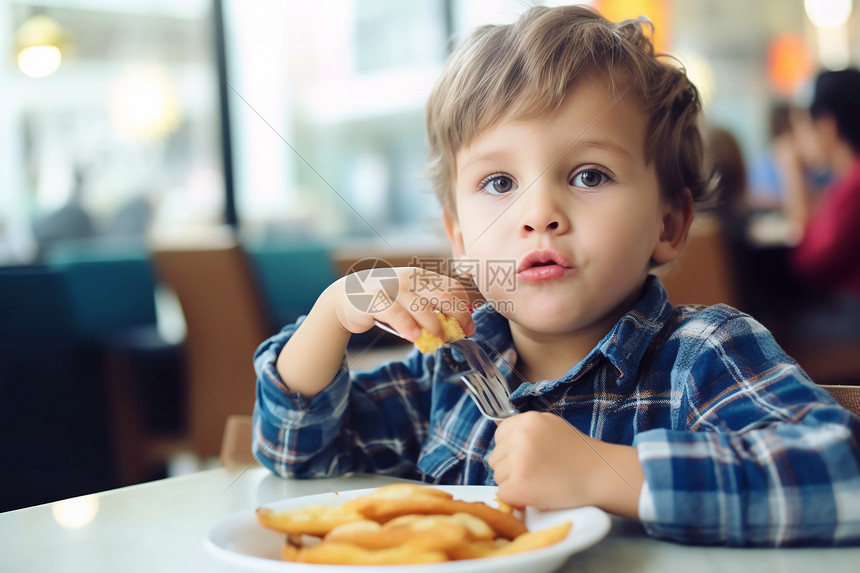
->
[517,250,573,282]
[517,250,573,272]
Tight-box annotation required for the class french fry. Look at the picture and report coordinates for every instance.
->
[255,505,365,536]
[326,515,470,552]
[346,482,455,501]
[347,496,528,540]
[493,522,573,556]
[284,542,449,566]
[448,512,495,541]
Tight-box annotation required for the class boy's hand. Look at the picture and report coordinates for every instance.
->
[488,411,644,518]
[276,267,473,398]
[331,266,475,342]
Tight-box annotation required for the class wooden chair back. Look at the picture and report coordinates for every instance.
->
[152,233,271,461]
[821,385,860,417]
[658,215,739,308]
[219,414,258,469]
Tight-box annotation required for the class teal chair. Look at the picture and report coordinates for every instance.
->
[44,239,185,485]
[245,241,337,331]
[45,239,158,340]
[0,264,112,511]
[0,264,76,341]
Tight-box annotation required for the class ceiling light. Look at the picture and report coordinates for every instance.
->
[804,0,853,29]
[15,14,69,78]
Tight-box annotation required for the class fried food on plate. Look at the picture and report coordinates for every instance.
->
[256,484,573,566]
[326,515,471,552]
[344,495,527,540]
[283,541,449,565]
[494,522,572,556]
[351,482,455,500]
[256,504,364,536]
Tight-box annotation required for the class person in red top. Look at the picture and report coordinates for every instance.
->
[780,69,860,293]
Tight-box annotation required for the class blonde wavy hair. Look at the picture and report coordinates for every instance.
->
[426,4,713,213]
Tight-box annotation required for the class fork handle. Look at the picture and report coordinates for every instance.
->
[374,320,407,340]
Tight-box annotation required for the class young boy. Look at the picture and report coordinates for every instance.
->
[253,5,860,546]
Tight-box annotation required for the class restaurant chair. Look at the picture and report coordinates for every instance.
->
[245,240,336,331]
[0,265,113,510]
[44,239,187,486]
[151,231,271,465]
[820,385,860,418]
[219,414,258,469]
[658,215,740,308]
[45,238,160,339]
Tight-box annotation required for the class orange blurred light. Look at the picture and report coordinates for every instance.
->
[767,34,812,95]
[595,0,671,53]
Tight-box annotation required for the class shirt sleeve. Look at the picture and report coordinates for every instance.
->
[633,312,860,546]
[252,319,433,480]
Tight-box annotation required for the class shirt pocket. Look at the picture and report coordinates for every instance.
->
[417,433,465,482]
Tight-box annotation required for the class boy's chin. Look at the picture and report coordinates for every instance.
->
[506,308,586,335]
[503,298,624,337]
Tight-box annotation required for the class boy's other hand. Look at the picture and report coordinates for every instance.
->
[330,266,475,343]
[488,411,644,518]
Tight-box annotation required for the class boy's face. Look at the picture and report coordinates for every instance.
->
[445,75,689,338]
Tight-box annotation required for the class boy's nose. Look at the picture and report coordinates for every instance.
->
[517,182,570,236]
[523,220,560,232]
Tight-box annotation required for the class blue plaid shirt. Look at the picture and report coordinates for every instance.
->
[253,276,860,546]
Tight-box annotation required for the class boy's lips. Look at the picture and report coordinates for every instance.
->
[517,250,574,282]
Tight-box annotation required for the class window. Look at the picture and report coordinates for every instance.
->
[223,0,450,243]
[0,0,221,261]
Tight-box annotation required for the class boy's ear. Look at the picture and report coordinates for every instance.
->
[443,208,466,259]
[652,189,694,265]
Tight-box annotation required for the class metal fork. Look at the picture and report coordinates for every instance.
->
[449,338,518,420]
[374,320,518,420]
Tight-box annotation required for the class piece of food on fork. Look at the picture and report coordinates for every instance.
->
[414,312,466,353]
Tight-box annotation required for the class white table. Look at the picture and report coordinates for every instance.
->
[1,467,857,572]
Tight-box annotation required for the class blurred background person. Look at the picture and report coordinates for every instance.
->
[707,127,750,224]
[31,164,94,260]
[761,68,860,384]
[104,189,155,238]
[779,69,860,294]
[704,126,755,311]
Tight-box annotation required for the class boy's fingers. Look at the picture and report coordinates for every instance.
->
[378,304,423,341]
[491,414,519,441]
[411,299,467,340]
[445,292,475,337]
[487,446,505,470]
[443,278,475,321]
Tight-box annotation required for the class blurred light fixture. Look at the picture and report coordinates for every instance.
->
[109,67,181,141]
[595,0,671,52]
[767,34,812,95]
[804,0,853,28]
[15,14,68,78]
[817,27,852,70]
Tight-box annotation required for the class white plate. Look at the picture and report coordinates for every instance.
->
[205,485,611,573]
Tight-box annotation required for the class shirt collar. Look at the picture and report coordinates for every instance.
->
[596,274,675,386]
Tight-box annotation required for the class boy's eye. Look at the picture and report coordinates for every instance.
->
[478,174,518,195]
[571,169,610,188]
